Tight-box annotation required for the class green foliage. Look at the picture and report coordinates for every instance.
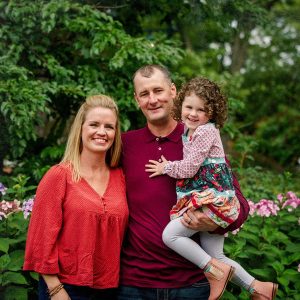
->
[224,203,300,299]
[0,0,184,161]
[0,177,36,299]
[237,167,300,201]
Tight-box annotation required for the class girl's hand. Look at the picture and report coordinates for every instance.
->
[145,155,168,178]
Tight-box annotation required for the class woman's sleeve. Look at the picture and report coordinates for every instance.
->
[163,126,217,178]
[23,165,67,274]
[213,158,250,235]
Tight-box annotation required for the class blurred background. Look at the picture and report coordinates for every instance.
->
[0,1,299,299]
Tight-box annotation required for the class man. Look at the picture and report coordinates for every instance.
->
[118,65,249,300]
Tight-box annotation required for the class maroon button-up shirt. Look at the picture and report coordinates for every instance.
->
[120,122,249,288]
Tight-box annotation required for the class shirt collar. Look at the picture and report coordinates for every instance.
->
[145,122,183,143]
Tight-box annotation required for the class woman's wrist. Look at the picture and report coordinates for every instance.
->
[48,283,64,297]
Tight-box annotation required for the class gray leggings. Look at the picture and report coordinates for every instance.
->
[162,217,255,290]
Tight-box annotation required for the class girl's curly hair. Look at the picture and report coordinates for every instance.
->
[173,77,227,128]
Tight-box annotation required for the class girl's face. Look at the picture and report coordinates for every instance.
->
[181,92,210,135]
[81,106,117,155]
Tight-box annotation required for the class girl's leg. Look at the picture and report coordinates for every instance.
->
[163,218,234,300]
[162,217,211,268]
[199,231,255,291]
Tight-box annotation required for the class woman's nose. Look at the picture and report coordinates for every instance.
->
[97,126,106,135]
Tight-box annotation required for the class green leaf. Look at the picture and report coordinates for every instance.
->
[2,272,28,286]
[30,271,39,281]
[7,250,25,271]
[0,254,11,271]
[270,261,284,275]
[277,275,289,287]
[250,268,273,279]
[3,285,28,300]
[282,268,300,282]
[0,238,11,253]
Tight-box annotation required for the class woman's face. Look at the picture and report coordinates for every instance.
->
[81,106,117,155]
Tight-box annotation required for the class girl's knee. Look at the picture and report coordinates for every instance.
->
[162,227,177,246]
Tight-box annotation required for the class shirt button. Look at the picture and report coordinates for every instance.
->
[158,147,162,150]
[156,137,159,141]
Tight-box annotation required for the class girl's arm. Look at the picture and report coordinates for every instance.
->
[146,125,217,178]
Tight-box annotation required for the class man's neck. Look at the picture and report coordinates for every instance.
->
[147,119,178,137]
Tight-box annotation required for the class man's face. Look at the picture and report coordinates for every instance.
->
[134,69,176,126]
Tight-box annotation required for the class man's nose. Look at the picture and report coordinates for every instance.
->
[149,92,158,104]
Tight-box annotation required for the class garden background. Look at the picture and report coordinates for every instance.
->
[0,0,299,299]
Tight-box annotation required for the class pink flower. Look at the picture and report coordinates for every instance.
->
[255,199,280,217]
[247,200,256,216]
[277,194,283,203]
[0,200,21,218]
[282,192,300,210]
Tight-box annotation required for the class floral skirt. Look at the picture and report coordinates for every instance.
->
[170,159,240,228]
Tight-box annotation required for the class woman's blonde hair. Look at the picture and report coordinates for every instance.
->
[61,94,122,181]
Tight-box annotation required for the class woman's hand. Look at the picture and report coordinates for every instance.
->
[51,288,71,300]
[181,209,218,231]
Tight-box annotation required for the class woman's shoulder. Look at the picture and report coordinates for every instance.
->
[41,163,71,181]
[110,167,124,177]
[110,167,126,187]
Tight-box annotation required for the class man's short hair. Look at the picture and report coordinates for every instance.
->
[132,64,172,85]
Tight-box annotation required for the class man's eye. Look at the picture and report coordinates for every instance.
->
[140,93,148,97]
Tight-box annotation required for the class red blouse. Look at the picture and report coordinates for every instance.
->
[23,164,129,289]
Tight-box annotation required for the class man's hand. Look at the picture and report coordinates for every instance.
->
[181,209,219,231]
[145,155,168,178]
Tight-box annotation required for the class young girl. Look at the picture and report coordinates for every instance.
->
[145,77,277,300]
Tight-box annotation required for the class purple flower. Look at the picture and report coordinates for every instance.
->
[22,197,35,219]
[0,183,7,196]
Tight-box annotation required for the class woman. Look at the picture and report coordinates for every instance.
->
[23,95,129,300]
